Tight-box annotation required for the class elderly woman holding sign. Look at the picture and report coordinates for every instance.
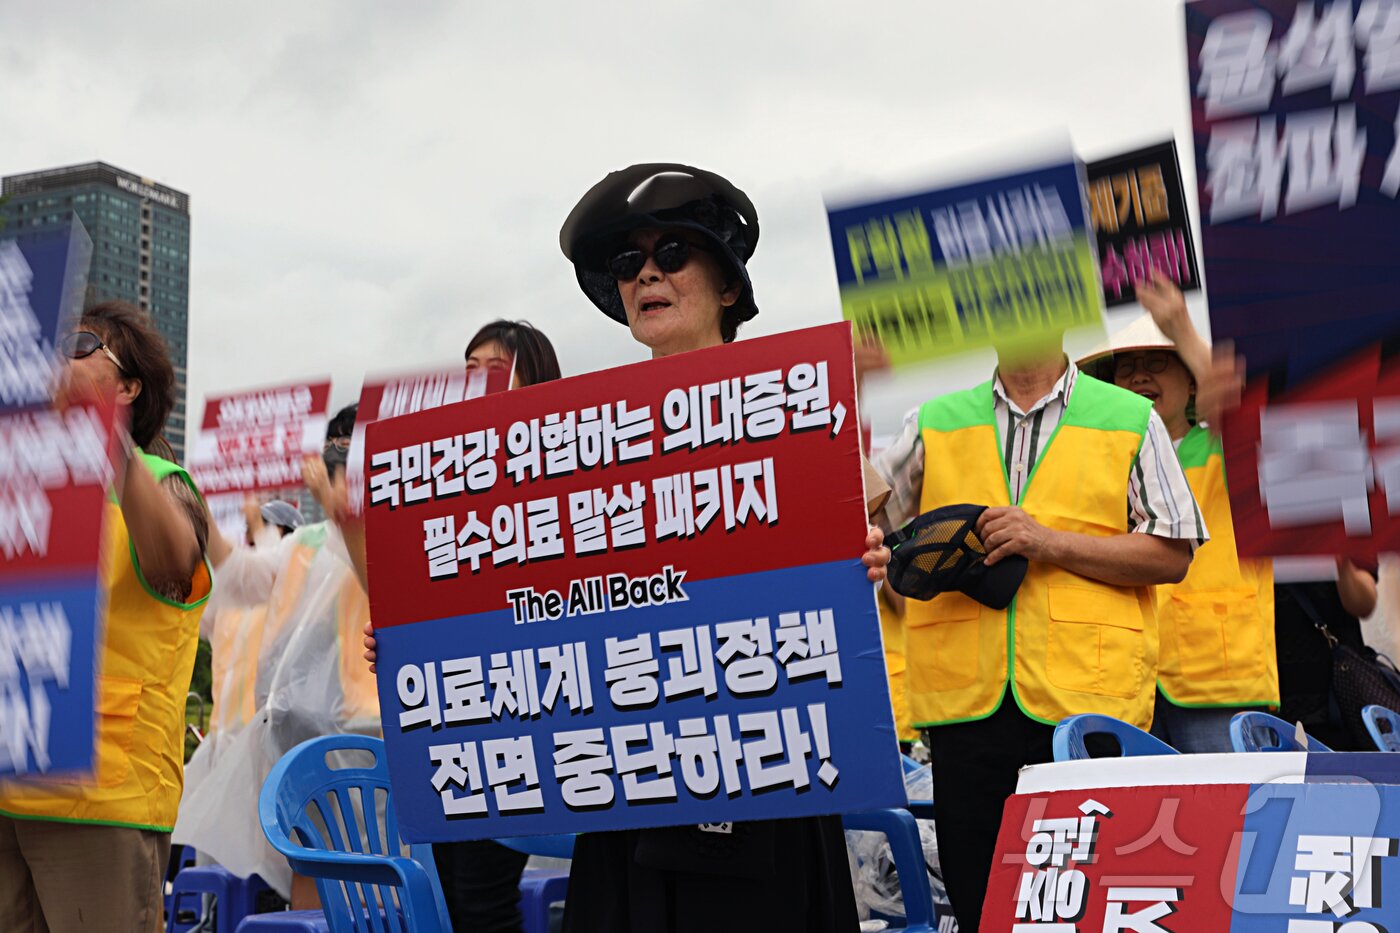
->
[555,164,889,933]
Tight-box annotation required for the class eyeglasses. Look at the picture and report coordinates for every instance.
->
[606,236,713,281]
[324,436,352,452]
[59,331,127,375]
[1113,351,1173,380]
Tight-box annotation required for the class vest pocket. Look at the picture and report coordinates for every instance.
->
[1045,586,1144,700]
[49,676,142,788]
[907,592,982,692]
[1167,589,1264,683]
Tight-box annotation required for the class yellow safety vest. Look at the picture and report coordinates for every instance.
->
[907,375,1159,729]
[1156,425,1278,708]
[0,453,211,832]
[877,589,917,743]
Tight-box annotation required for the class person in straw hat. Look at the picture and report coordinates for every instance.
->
[1078,271,1275,753]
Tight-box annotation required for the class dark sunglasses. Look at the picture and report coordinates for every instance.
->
[1113,351,1172,380]
[606,236,713,281]
[59,331,127,374]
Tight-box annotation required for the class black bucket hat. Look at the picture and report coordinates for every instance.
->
[886,504,1028,610]
[559,163,760,327]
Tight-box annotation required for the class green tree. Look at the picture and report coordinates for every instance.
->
[183,637,213,762]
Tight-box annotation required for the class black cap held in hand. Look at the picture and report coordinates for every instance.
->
[885,504,1028,610]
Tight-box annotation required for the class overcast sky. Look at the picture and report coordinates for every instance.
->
[3,0,1205,436]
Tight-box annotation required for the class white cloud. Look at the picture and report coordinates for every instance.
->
[2,0,1198,433]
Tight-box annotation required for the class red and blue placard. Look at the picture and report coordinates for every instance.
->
[985,767,1400,929]
[0,403,117,777]
[1186,0,1400,558]
[363,323,904,842]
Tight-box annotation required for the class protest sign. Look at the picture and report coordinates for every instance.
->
[0,218,92,414]
[1187,0,1400,557]
[1085,140,1201,309]
[365,322,904,842]
[0,403,117,777]
[0,216,108,778]
[347,365,512,515]
[188,379,332,497]
[825,148,1104,367]
[985,754,1400,930]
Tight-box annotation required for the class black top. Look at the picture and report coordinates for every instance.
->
[1275,581,1369,750]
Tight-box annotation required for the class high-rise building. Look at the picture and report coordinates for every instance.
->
[1,162,192,462]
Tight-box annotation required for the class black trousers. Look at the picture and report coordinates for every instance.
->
[432,839,530,933]
[924,699,1055,933]
[561,816,857,933]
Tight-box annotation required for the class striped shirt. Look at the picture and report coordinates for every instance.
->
[873,361,1207,548]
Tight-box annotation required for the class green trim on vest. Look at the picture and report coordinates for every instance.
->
[919,380,995,432]
[123,451,213,611]
[0,805,173,834]
[1058,374,1153,434]
[1174,424,1221,471]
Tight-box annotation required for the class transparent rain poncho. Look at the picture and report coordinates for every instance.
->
[174,521,378,898]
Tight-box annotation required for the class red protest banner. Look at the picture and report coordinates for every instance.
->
[347,366,512,515]
[363,322,865,629]
[187,380,331,496]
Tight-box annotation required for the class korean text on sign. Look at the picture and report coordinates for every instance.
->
[1187,0,1400,557]
[825,151,1105,367]
[1085,141,1202,308]
[0,404,115,777]
[364,323,904,842]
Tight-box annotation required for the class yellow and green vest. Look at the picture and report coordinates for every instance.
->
[1156,425,1277,708]
[0,453,211,832]
[906,375,1159,730]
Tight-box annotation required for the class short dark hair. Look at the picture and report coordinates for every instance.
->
[327,403,358,440]
[465,320,562,386]
[79,301,175,451]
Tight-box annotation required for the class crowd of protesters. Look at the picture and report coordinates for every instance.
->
[0,161,1395,933]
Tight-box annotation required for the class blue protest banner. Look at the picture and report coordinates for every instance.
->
[825,150,1104,366]
[0,216,92,414]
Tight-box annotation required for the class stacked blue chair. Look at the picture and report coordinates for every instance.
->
[495,834,575,933]
[168,863,271,933]
[1362,705,1400,752]
[843,808,937,933]
[1053,714,1178,762]
[243,734,452,933]
[164,844,198,928]
[1229,711,1332,753]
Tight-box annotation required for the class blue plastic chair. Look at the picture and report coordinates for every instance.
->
[1362,705,1400,752]
[164,845,199,929]
[1229,711,1332,753]
[236,913,327,932]
[257,735,452,933]
[494,833,574,933]
[844,809,936,933]
[1053,714,1178,762]
[168,865,271,933]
